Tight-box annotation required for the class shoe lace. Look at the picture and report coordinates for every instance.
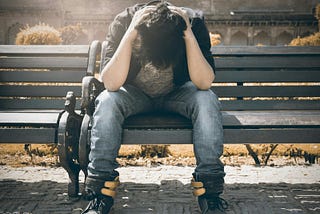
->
[81,197,101,213]
[207,197,228,211]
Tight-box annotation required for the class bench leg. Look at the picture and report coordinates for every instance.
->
[58,111,83,197]
[58,92,83,197]
[79,114,91,181]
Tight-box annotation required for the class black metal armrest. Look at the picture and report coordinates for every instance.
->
[79,76,104,174]
[81,76,105,116]
[86,40,101,76]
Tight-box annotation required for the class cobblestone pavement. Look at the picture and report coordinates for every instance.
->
[0,165,319,214]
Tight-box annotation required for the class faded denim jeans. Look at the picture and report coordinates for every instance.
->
[88,81,225,179]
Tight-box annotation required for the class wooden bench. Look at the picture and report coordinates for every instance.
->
[1,43,320,198]
[77,44,320,194]
[0,41,101,196]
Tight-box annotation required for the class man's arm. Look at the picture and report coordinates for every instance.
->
[184,29,215,90]
[100,7,154,91]
[170,7,214,90]
[100,31,135,91]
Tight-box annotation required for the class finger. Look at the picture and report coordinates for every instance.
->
[168,5,180,11]
[170,7,188,20]
[169,7,190,26]
[168,6,185,15]
[136,7,155,17]
[136,13,152,25]
[133,8,153,24]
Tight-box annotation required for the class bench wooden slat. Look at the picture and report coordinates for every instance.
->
[122,128,320,144]
[0,57,88,69]
[221,100,320,110]
[211,46,320,55]
[211,46,320,56]
[214,70,320,82]
[0,85,81,97]
[0,70,86,83]
[6,99,316,111]
[124,113,191,129]
[0,111,62,126]
[0,45,90,56]
[214,56,320,69]
[123,129,191,144]
[211,86,320,97]
[224,129,320,144]
[0,128,56,143]
[222,110,320,127]
[0,70,320,83]
[5,99,312,111]
[124,111,320,129]
[0,99,79,110]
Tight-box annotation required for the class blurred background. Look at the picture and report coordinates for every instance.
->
[0,0,319,46]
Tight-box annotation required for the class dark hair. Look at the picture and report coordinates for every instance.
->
[134,3,187,68]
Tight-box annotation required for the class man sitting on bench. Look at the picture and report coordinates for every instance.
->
[82,1,227,213]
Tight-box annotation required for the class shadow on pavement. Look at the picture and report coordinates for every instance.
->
[0,179,319,214]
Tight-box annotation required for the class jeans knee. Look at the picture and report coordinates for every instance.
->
[192,90,221,112]
[95,90,122,111]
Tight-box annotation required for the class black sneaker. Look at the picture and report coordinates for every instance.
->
[198,195,228,214]
[81,195,114,214]
[191,173,228,214]
[82,176,120,214]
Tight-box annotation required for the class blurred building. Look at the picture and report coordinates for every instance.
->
[0,0,318,45]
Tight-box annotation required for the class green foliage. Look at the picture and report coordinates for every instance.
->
[15,23,62,45]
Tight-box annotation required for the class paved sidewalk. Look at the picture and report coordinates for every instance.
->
[0,165,319,214]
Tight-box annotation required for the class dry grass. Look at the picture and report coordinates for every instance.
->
[289,32,320,46]
[15,23,62,45]
[0,144,319,167]
[15,22,89,45]
[59,23,88,45]
[210,33,221,46]
[2,144,319,158]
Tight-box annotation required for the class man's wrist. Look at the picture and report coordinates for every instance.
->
[184,29,195,41]
[124,29,138,45]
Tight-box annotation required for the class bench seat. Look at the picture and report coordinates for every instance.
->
[122,110,320,144]
[0,110,63,143]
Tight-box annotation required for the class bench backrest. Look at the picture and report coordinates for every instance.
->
[211,46,320,110]
[100,42,320,111]
[0,41,100,110]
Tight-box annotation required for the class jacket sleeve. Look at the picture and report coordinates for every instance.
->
[191,15,215,72]
[102,10,130,69]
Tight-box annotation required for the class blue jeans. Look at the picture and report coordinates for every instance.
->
[88,81,225,179]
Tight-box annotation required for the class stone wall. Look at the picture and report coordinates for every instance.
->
[0,0,318,45]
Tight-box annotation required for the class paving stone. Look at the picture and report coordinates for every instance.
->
[0,165,319,213]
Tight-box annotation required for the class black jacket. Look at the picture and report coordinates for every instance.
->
[103,1,215,86]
